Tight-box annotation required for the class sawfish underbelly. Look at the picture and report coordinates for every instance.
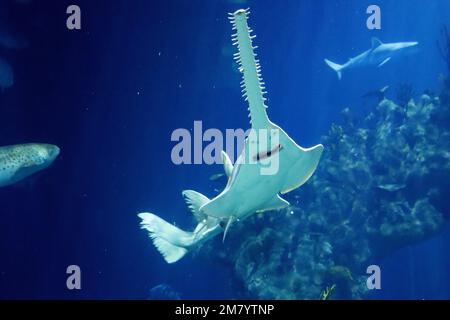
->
[226,174,281,218]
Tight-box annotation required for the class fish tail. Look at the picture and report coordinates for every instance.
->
[138,212,193,264]
[324,59,343,80]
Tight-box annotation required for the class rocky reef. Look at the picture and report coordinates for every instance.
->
[437,25,450,74]
[437,25,450,107]
[201,84,450,299]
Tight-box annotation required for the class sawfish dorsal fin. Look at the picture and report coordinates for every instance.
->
[371,37,383,49]
[229,9,270,129]
[221,150,234,178]
[182,190,209,222]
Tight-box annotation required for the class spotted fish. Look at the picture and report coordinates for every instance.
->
[0,143,60,187]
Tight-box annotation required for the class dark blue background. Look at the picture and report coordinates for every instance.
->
[0,0,448,299]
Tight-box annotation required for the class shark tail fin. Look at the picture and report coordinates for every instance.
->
[138,212,191,264]
[324,59,343,80]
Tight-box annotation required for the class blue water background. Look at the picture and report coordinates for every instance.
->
[0,0,448,299]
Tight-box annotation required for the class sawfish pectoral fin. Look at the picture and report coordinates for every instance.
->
[280,144,324,194]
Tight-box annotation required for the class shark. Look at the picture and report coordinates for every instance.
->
[0,143,60,187]
[139,9,323,264]
[325,37,418,80]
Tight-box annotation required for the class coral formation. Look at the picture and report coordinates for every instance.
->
[320,284,336,300]
[201,85,450,299]
[395,83,415,107]
[148,284,182,300]
[437,26,450,107]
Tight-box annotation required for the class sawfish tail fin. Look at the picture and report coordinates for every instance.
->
[138,212,194,264]
[324,59,343,80]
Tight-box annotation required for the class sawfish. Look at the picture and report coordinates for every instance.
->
[139,9,323,264]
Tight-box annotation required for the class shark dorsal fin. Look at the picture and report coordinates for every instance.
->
[371,37,383,49]
[229,9,270,129]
